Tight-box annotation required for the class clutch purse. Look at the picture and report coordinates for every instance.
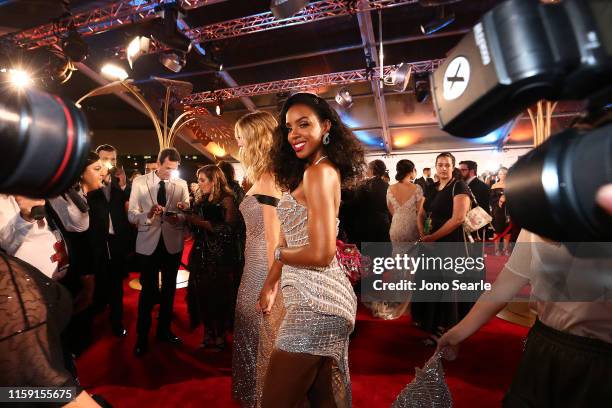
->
[336,240,369,284]
[392,350,453,408]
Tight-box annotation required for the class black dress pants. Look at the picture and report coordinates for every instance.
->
[136,236,181,338]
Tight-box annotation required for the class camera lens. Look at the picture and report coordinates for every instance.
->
[0,88,90,197]
[506,123,612,242]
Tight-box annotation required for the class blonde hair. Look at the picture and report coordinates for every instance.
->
[197,165,233,203]
[235,111,277,183]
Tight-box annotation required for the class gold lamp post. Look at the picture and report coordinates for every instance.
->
[77,77,196,151]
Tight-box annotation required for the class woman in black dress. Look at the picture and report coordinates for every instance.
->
[413,152,471,345]
[354,159,391,246]
[490,167,512,255]
[185,164,239,350]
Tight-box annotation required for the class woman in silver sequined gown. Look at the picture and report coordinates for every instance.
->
[259,92,366,407]
[232,111,284,408]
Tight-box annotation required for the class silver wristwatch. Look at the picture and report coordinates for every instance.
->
[274,246,283,262]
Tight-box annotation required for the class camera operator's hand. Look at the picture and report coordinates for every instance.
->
[14,196,45,222]
[148,204,163,219]
[596,184,612,215]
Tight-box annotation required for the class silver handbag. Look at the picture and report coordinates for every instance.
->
[392,350,453,408]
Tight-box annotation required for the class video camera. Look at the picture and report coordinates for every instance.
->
[430,0,611,242]
[0,86,90,197]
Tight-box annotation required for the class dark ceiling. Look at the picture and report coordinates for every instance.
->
[0,0,579,158]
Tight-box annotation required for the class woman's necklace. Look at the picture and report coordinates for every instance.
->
[314,155,328,165]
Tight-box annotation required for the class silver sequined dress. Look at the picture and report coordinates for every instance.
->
[275,193,357,406]
[232,195,284,407]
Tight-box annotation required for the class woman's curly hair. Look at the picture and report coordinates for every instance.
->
[270,92,366,191]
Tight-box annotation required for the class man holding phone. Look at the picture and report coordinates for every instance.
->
[128,147,189,356]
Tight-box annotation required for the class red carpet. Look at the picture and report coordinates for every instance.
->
[77,255,528,407]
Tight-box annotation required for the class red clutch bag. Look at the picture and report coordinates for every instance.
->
[336,240,370,285]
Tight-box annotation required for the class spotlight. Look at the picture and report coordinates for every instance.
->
[270,0,309,19]
[7,69,32,89]
[420,7,455,35]
[100,63,128,81]
[414,73,430,103]
[159,52,186,73]
[215,100,223,116]
[386,63,412,92]
[196,43,223,71]
[127,36,151,68]
[335,87,353,109]
[61,25,88,62]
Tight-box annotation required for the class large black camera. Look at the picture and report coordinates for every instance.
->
[430,0,611,242]
[0,86,90,197]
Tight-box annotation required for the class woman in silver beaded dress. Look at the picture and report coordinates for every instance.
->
[232,111,284,407]
[258,92,366,407]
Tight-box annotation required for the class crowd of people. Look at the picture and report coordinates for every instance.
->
[1,92,612,408]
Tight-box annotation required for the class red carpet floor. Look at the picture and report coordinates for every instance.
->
[77,256,528,407]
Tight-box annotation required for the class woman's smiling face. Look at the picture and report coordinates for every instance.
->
[285,103,329,160]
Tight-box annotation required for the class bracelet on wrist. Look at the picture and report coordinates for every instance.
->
[274,246,284,262]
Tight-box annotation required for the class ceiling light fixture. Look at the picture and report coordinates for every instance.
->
[127,36,151,68]
[335,87,354,109]
[61,24,89,62]
[101,63,129,81]
[270,0,310,19]
[386,63,412,92]
[420,6,455,35]
[159,52,186,73]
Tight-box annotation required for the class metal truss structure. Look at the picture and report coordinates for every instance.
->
[4,0,218,51]
[181,59,442,105]
[7,1,165,50]
[185,0,418,42]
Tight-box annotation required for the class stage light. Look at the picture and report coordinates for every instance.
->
[159,52,186,73]
[8,69,32,89]
[101,63,128,81]
[196,43,224,71]
[420,7,455,35]
[414,73,430,103]
[215,100,223,116]
[127,36,151,68]
[270,0,309,19]
[62,25,88,62]
[335,87,353,109]
[387,63,412,92]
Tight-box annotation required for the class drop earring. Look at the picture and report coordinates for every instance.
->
[322,132,330,145]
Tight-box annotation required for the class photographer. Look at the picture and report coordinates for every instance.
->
[438,206,612,407]
[47,152,103,354]
[0,194,66,280]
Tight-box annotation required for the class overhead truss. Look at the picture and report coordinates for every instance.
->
[181,59,442,105]
[4,0,417,53]
[185,0,418,42]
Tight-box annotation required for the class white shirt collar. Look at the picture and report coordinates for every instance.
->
[152,171,169,184]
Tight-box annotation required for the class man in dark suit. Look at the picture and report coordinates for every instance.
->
[458,160,491,215]
[95,144,135,338]
[414,167,434,198]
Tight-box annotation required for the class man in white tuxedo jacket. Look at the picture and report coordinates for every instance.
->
[128,148,189,356]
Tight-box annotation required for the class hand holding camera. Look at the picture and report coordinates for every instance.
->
[14,196,46,222]
[148,204,164,219]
